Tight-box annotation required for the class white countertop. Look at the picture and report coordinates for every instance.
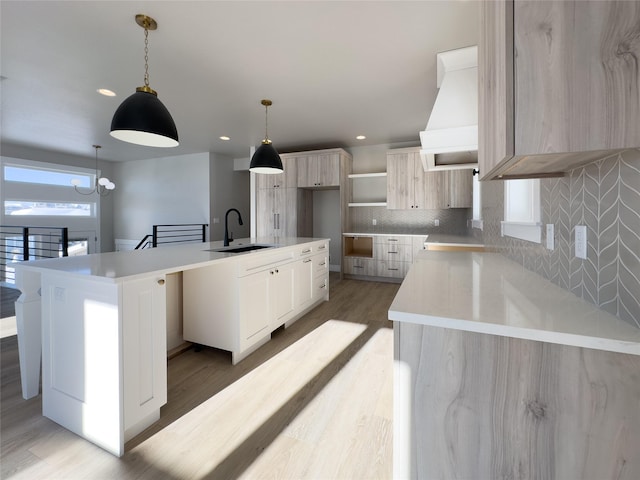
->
[343,232,483,246]
[389,251,640,355]
[14,237,328,283]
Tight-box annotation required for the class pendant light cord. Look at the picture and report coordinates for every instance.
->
[143,24,150,88]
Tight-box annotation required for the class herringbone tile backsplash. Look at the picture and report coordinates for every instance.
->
[480,149,640,328]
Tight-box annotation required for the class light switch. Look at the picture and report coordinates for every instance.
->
[575,225,587,259]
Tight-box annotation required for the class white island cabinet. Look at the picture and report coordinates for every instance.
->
[13,237,329,457]
[183,240,329,364]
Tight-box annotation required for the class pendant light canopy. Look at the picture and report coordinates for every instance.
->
[250,99,283,174]
[71,145,115,196]
[110,14,178,148]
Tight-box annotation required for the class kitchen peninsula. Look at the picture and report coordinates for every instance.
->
[13,237,329,457]
[390,250,640,479]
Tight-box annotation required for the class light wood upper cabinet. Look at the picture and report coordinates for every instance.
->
[387,148,471,209]
[256,155,297,189]
[297,153,340,188]
[479,0,640,180]
[447,170,473,208]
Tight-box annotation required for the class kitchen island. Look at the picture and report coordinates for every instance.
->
[13,237,329,457]
[390,250,640,479]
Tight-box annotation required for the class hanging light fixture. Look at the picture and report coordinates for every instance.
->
[249,99,283,174]
[71,145,115,196]
[110,14,178,148]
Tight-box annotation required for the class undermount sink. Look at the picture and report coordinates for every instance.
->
[207,244,274,254]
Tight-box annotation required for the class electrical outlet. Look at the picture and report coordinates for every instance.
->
[546,224,554,250]
[372,219,377,226]
[434,219,440,227]
[575,225,587,259]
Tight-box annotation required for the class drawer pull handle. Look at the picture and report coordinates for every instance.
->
[353,265,363,269]
[388,239,398,242]
[157,279,165,285]
[319,245,326,249]
[319,284,326,289]
[303,259,312,263]
[319,262,326,266]
[388,268,399,271]
[302,249,312,254]
[388,251,398,254]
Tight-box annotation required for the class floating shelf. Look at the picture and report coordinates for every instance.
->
[348,202,387,207]
[348,172,387,179]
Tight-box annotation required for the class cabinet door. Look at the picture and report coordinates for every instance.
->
[317,153,340,187]
[256,155,297,189]
[423,170,449,210]
[447,170,473,208]
[294,256,314,310]
[122,276,167,432]
[478,0,514,179]
[514,0,640,156]
[280,188,298,237]
[297,155,316,188]
[271,261,296,329]
[238,270,271,347]
[387,152,413,209]
[256,189,277,237]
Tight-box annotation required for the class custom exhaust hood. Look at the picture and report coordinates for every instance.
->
[419,45,478,171]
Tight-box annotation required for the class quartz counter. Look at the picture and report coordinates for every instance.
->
[389,250,640,355]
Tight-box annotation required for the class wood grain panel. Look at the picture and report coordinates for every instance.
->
[515,1,640,156]
[396,322,640,479]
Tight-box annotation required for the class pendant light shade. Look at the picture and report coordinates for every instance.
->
[250,99,283,174]
[110,15,179,148]
[110,87,178,147]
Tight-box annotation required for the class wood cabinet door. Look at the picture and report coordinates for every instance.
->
[317,154,340,187]
[296,155,316,188]
[514,0,640,155]
[256,189,276,237]
[387,152,413,209]
[447,170,473,208]
[478,0,514,179]
[422,170,449,210]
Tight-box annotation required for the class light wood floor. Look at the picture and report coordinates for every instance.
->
[1,274,399,479]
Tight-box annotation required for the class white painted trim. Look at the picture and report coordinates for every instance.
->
[501,221,542,244]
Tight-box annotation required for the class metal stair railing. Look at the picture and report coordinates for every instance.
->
[0,225,69,284]
[135,224,208,249]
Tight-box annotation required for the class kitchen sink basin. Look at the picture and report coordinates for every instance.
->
[207,244,274,254]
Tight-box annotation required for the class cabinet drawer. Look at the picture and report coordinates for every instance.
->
[343,257,375,276]
[313,254,329,276]
[374,235,412,246]
[374,243,413,262]
[376,260,410,279]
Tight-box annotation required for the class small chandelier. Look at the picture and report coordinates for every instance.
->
[110,14,178,148]
[71,145,115,196]
[249,99,283,174]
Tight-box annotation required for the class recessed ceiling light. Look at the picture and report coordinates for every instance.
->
[97,88,116,97]
[356,135,366,140]
[220,136,230,141]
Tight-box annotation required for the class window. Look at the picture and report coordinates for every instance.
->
[4,165,93,188]
[501,179,542,243]
[5,201,93,216]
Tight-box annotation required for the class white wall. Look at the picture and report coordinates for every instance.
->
[113,153,210,242]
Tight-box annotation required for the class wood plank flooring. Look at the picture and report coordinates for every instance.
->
[1,273,399,479]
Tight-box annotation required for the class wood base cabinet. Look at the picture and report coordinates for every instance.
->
[479,0,640,180]
[394,323,640,479]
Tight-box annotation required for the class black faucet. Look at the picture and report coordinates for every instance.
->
[224,208,244,246]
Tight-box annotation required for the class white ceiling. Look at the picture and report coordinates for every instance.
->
[0,1,479,163]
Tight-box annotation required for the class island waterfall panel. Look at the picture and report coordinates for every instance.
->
[394,323,640,479]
